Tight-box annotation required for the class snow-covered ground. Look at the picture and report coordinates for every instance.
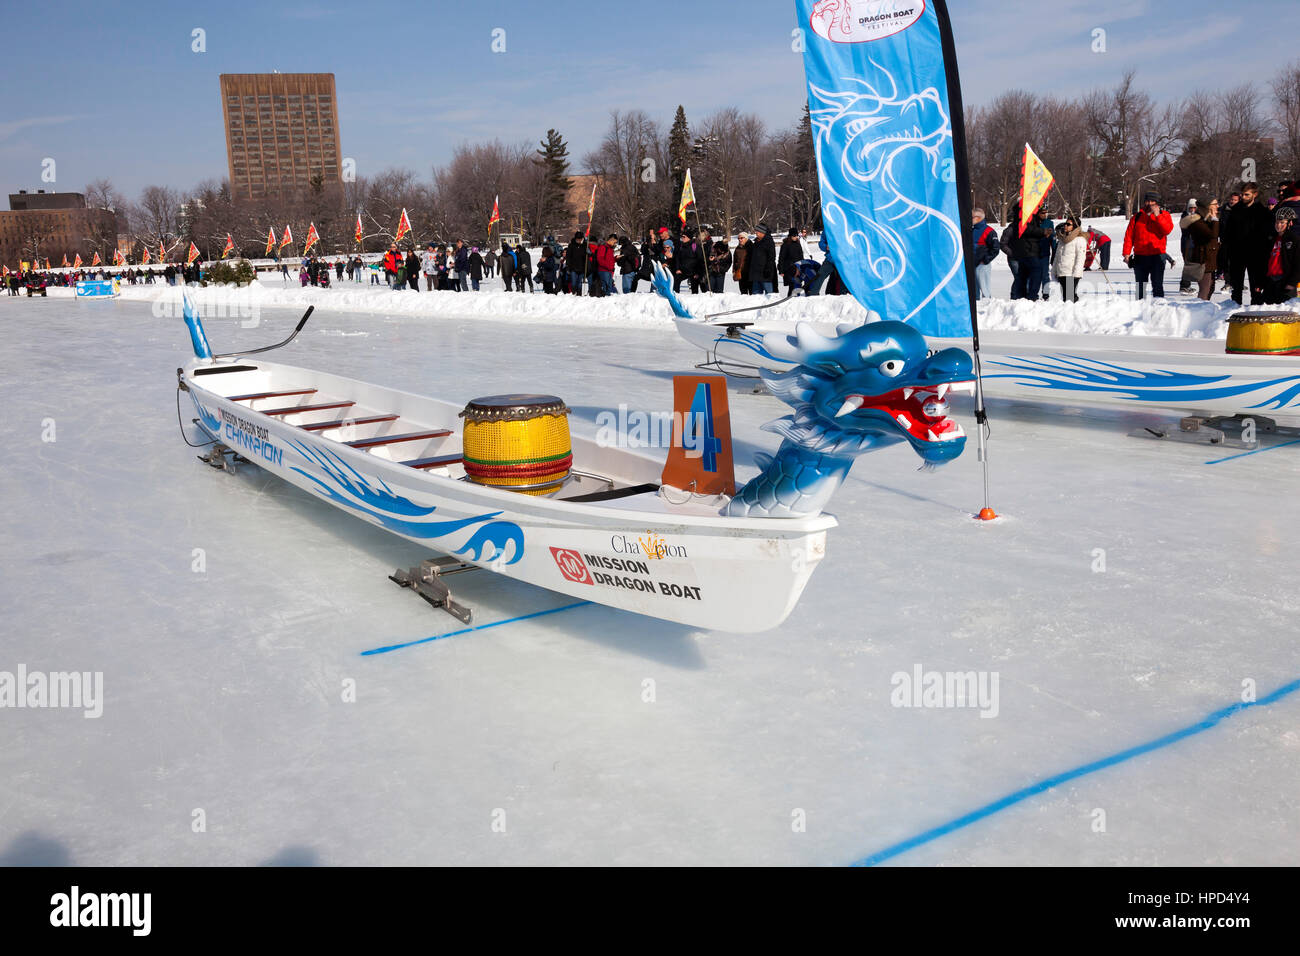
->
[1,294,1297,866]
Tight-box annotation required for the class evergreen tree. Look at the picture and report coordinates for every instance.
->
[668,105,691,224]
[535,129,574,237]
[794,103,822,229]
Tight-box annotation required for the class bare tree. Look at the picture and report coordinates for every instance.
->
[583,111,668,237]
[16,213,60,264]
[131,185,182,253]
[1273,61,1300,176]
[433,142,528,246]
[1084,71,1182,217]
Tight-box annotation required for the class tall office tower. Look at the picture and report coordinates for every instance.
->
[219,73,342,201]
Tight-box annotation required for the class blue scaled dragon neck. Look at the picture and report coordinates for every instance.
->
[725,321,974,518]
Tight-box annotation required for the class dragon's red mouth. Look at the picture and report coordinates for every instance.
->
[835,381,975,442]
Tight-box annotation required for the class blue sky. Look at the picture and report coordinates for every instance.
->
[1,0,1294,200]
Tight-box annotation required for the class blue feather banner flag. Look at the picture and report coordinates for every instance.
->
[796,0,975,338]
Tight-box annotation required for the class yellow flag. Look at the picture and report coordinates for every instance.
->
[678,168,696,225]
[1019,144,1054,235]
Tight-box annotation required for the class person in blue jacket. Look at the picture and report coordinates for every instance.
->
[970,207,1000,299]
[1035,208,1055,300]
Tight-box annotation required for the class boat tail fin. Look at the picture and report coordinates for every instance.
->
[651,261,696,320]
[661,374,735,496]
[182,292,213,360]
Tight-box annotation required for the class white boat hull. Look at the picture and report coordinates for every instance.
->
[675,318,1300,423]
[182,358,835,634]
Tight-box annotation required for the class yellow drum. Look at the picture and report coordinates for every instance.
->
[460,395,572,496]
[1226,311,1300,354]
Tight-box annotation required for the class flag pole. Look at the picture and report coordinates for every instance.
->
[935,0,996,520]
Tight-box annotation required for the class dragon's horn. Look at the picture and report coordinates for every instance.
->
[795,322,838,356]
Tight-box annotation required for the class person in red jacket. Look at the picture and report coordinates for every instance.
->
[1264,207,1300,303]
[1122,192,1174,299]
[593,233,618,296]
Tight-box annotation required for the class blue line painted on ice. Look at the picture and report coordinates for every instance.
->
[851,677,1300,867]
[361,601,593,656]
[1203,437,1300,465]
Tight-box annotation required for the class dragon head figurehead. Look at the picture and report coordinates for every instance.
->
[725,320,974,518]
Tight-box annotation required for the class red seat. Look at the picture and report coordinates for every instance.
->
[227,388,317,402]
[344,429,452,449]
[261,401,356,417]
[400,454,463,470]
[300,414,399,432]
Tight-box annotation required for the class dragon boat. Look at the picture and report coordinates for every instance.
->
[177,295,974,633]
[675,316,1300,424]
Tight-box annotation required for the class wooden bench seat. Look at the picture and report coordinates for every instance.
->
[261,400,356,417]
[399,454,464,470]
[300,414,399,432]
[344,429,452,450]
[227,388,317,402]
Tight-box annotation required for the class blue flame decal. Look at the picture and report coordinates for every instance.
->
[284,438,524,564]
[192,395,223,436]
[983,354,1300,409]
[459,522,526,563]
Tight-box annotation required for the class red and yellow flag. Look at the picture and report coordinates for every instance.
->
[223,234,235,258]
[91,251,101,266]
[159,240,166,262]
[45,258,52,269]
[265,227,276,256]
[303,222,320,254]
[73,253,83,268]
[62,254,69,267]
[678,168,696,225]
[394,208,412,243]
[141,245,151,264]
[354,212,363,244]
[584,183,597,238]
[488,195,500,229]
[1019,143,1055,235]
[112,249,124,265]
[187,242,201,265]
[279,225,293,250]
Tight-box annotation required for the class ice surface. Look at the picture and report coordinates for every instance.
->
[0,294,1297,865]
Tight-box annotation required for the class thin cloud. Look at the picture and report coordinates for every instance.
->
[0,114,88,141]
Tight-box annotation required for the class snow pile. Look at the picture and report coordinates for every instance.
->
[100,274,1300,341]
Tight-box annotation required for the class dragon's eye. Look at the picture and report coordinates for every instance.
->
[879,359,904,377]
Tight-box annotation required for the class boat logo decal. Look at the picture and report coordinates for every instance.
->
[550,548,593,585]
[554,551,703,601]
[610,533,687,561]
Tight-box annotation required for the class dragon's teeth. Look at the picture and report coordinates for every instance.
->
[937,383,949,398]
[896,413,911,428]
[927,428,940,441]
[835,395,864,418]
[903,387,914,400]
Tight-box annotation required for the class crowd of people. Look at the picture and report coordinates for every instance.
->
[9,188,1299,306]
[363,223,851,298]
[970,180,1300,305]
[1,261,200,295]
